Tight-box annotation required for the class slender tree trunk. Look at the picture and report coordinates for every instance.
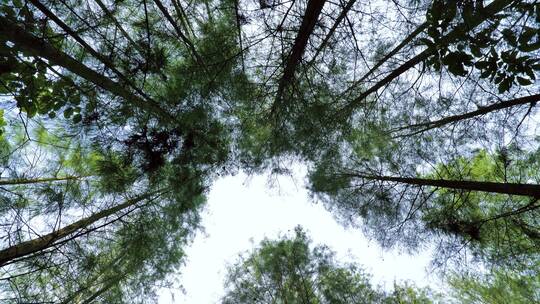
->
[353,173,540,198]
[27,0,157,105]
[152,0,205,66]
[80,274,123,304]
[93,0,147,55]
[340,22,428,96]
[308,0,357,65]
[273,0,326,110]
[234,0,245,71]
[340,0,515,116]
[0,191,159,267]
[203,0,214,23]
[0,16,174,122]
[0,175,90,186]
[172,0,196,39]
[393,93,540,136]
[60,251,127,304]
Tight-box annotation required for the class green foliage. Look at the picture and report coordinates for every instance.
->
[423,0,539,92]
[384,283,438,304]
[0,44,84,120]
[222,227,438,304]
[2,0,540,301]
[449,268,540,303]
[422,149,540,270]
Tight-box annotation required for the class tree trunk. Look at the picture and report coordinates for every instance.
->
[273,0,326,110]
[93,0,147,56]
[80,274,123,304]
[340,0,515,116]
[0,16,174,122]
[308,0,357,65]
[27,0,158,104]
[60,251,127,304]
[152,0,204,66]
[354,173,540,198]
[341,22,428,96]
[0,191,159,267]
[0,175,90,186]
[393,93,540,136]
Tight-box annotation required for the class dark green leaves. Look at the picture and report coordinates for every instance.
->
[442,51,473,76]
[422,2,539,93]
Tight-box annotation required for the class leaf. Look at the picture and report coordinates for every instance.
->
[524,68,536,80]
[72,114,82,123]
[498,77,512,93]
[419,38,435,48]
[462,5,475,27]
[519,41,540,52]
[448,62,467,77]
[479,69,491,79]
[63,107,73,119]
[501,28,517,47]
[474,61,490,69]
[517,77,533,86]
[470,44,482,57]
[518,27,537,45]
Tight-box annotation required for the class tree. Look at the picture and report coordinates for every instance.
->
[449,268,540,303]
[0,0,245,301]
[309,147,540,272]
[0,114,210,302]
[230,0,540,277]
[221,227,438,304]
[1,0,540,301]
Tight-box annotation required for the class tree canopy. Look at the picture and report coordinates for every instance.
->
[0,0,539,302]
[221,227,438,304]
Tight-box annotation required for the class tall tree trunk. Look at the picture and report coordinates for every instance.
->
[353,173,540,198]
[152,0,204,66]
[172,0,196,39]
[234,0,245,71]
[392,93,540,136]
[0,175,90,186]
[80,274,123,304]
[340,0,515,116]
[340,22,428,96]
[272,0,326,111]
[27,0,157,105]
[0,16,174,122]
[0,191,160,267]
[308,0,357,66]
[93,0,147,56]
[60,251,127,304]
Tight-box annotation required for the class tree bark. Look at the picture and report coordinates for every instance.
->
[60,252,126,304]
[80,275,122,304]
[393,93,540,136]
[0,175,90,186]
[272,0,326,111]
[0,191,159,267]
[152,0,204,66]
[27,0,158,105]
[340,0,515,116]
[0,16,174,122]
[308,0,357,66]
[93,0,147,56]
[353,173,540,198]
[341,22,428,96]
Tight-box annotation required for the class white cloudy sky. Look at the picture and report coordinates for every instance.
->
[158,169,443,303]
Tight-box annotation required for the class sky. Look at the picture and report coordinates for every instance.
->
[158,169,442,303]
